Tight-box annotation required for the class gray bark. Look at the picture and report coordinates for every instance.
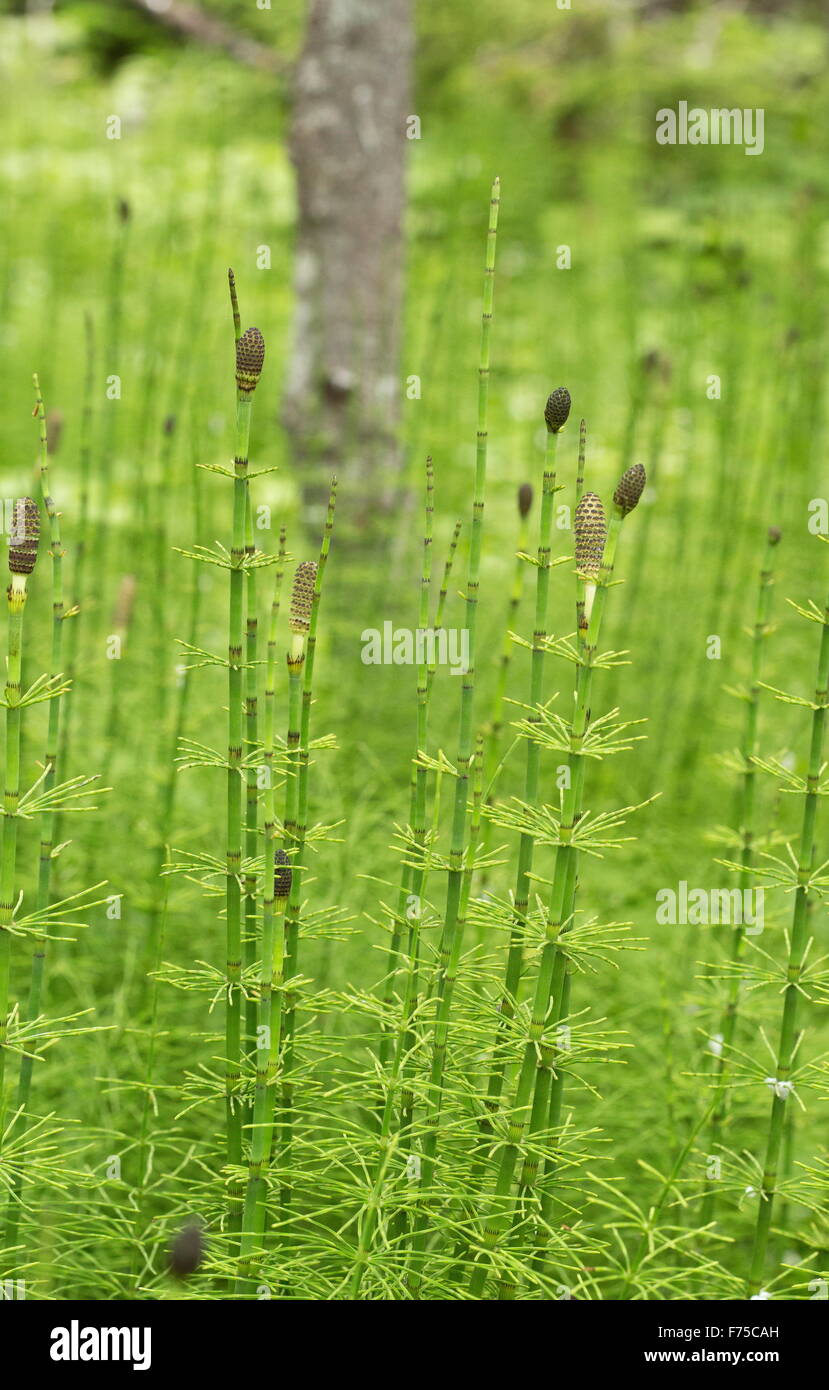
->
[284,0,413,533]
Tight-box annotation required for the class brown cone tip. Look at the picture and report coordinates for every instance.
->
[518,483,533,518]
[289,561,317,634]
[574,491,607,577]
[613,463,646,517]
[768,526,782,546]
[274,849,293,899]
[168,1220,204,1279]
[544,387,571,433]
[8,498,40,576]
[236,326,265,394]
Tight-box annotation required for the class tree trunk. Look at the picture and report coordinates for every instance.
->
[284,0,412,535]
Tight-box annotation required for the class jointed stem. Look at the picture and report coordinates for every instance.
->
[61,312,94,795]
[404,180,500,1295]
[468,514,624,1297]
[225,387,252,1244]
[479,498,530,877]
[746,581,829,1297]
[703,530,779,1225]
[483,435,559,1127]
[243,493,260,1082]
[0,578,29,1125]
[279,484,336,1214]
[379,512,461,1070]
[6,378,67,1236]
[397,459,435,1148]
[236,553,289,1296]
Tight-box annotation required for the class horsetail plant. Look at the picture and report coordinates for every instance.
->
[236,783,292,1295]
[62,313,94,764]
[397,458,436,1144]
[0,499,41,1117]
[278,559,316,1173]
[702,526,781,1224]
[532,474,655,1287]
[576,418,587,503]
[433,174,499,999]
[467,462,647,1297]
[231,523,289,1295]
[350,728,486,1301]
[379,464,434,1076]
[426,519,462,700]
[379,501,462,1072]
[404,178,499,1265]
[482,482,534,840]
[280,484,335,1210]
[143,428,205,984]
[243,492,260,1077]
[94,198,129,610]
[483,390,570,1129]
[128,442,208,1291]
[351,462,449,1280]
[745,550,829,1297]
[7,379,69,1226]
[225,278,266,1243]
[527,465,647,1208]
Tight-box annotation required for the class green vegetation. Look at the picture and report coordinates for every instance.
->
[0,2,828,1300]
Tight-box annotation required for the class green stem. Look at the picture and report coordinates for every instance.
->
[479,504,530,881]
[236,550,289,1296]
[60,311,94,796]
[0,577,28,1127]
[746,580,829,1297]
[702,530,779,1225]
[379,514,462,1070]
[243,492,260,1087]
[225,388,251,1244]
[6,378,66,1236]
[483,436,559,1127]
[396,182,499,1296]
[279,485,336,1215]
[468,513,623,1297]
[396,459,435,1149]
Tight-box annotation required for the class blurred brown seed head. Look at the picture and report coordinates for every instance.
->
[8,498,40,576]
[289,561,317,635]
[518,483,533,519]
[544,387,571,434]
[46,410,64,455]
[768,526,782,546]
[111,574,138,634]
[641,348,672,384]
[574,492,607,578]
[163,414,177,437]
[613,463,646,517]
[236,327,265,394]
[168,1220,205,1279]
